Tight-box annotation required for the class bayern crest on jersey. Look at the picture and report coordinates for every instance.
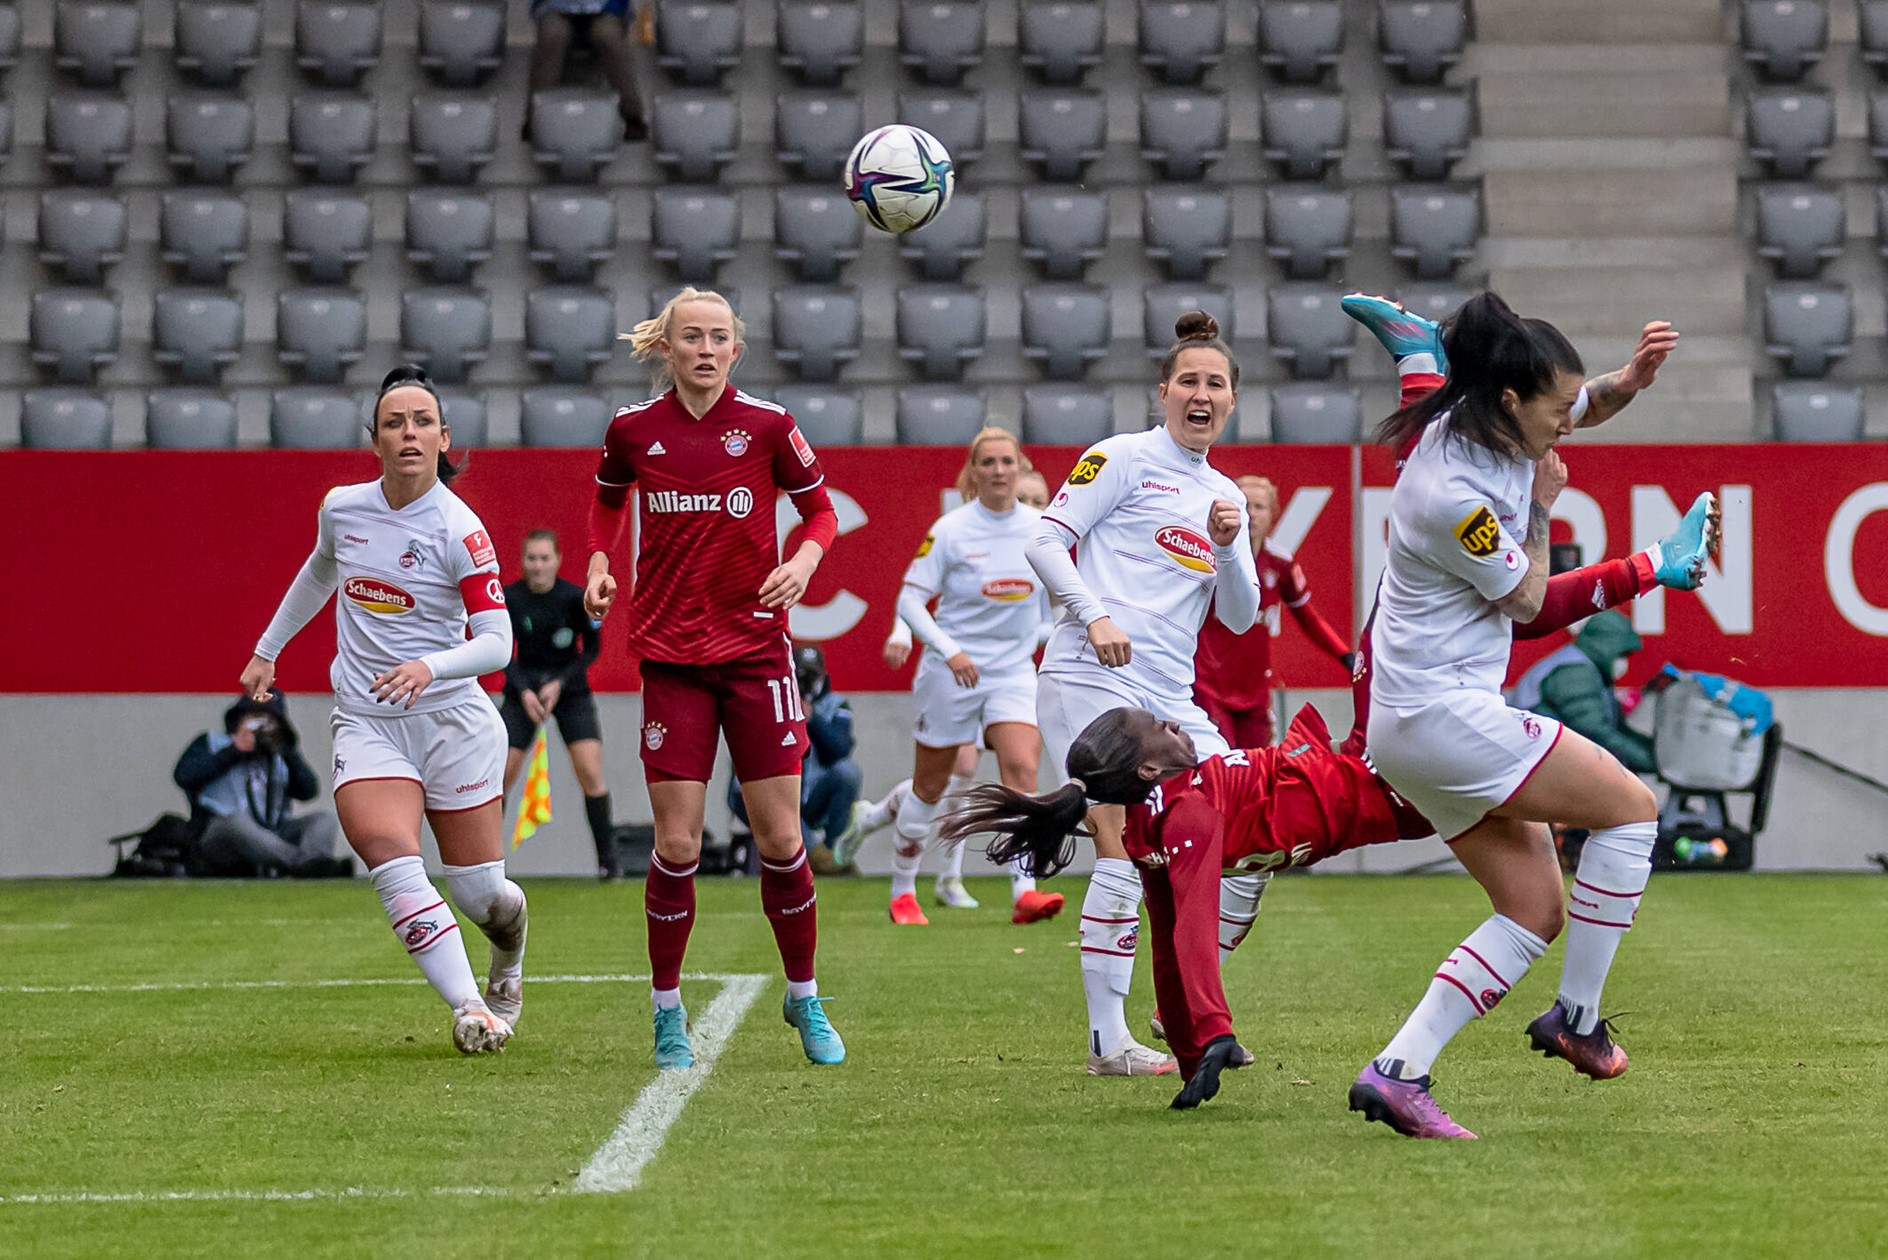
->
[723,429,751,457]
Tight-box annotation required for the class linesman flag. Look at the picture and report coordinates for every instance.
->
[511,730,552,848]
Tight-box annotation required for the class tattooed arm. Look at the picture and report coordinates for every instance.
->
[1493,452,1567,623]
[1578,320,1680,428]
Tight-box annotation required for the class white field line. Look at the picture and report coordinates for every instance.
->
[0,972,749,995]
[0,1186,511,1205]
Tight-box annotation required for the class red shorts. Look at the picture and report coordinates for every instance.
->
[638,638,808,785]
[1196,692,1275,750]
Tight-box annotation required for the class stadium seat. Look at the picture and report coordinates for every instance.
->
[774,188,862,283]
[412,93,500,183]
[1257,0,1344,84]
[895,384,987,445]
[1395,282,1475,324]
[1265,187,1354,279]
[1021,384,1114,444]
[1748,87,1832,180]
[401,288,491,385]
[276,289,366,383]
[1261,89,1347,179]
[529,89,623,182]
[0,5,19,75]
[31,288,119,383]
[146,389,239,449]
[778,1,862,86]
[776,91,863,182]
[650,91,741,182]
[405,191,494,284]
[773,385,866,444]
[1772,380,1864,441]
[1022,284,1111,380]
[900,2,985,86]
[1143,188,1230,280]
[651,187,741,283]
[153,289,243,385]
[281,190,370,284]
[1863,2,1888,76]
[55,2,140,87]
[1762,281,1851,377]
[656,1,744,85]
[1378,0,1468,84]
[1019,89,1108,181]
[21,389,113,449]
[649,283,743,318]
[1143,282,1234,356]
[418,0,505,86]
[160,191,248,284]
[270,387,361,447]
[1269,383,1362,443]
[288,93,376,183]
[1139,2,1225,85]
[1866,90,1888,164]
[1756,184,1842,279]
[526,286,616,383]
[435,388,488,448]
[898,285,986,379]
[1141,90,1227,181]
[520,387,612,447]
[899,188,986,280]
[296,1,382,87]
[1742,1,1827,82]
[897,90,986,168]
[0,101,11,169]
[167,93,254,184]
[1020,188,1108,280]
[1391,185,1480,278]
[1266,284,1354,379]
[37,190,126,285]
[771,286,861,381]
[529,190,618,282]
[175,1,262,86]
[1018,1,1105,85]
[1383,86,1472,180]
[45,93,132,184]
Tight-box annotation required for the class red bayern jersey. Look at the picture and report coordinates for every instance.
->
[594,387,828,666]
[1194,543,1345,710]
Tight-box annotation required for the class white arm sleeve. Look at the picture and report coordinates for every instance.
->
[1210,534,1262,635]
[419,610,513,682]
[895,584,962,661]
[1027,518,1107,627]
[887,617,913,648]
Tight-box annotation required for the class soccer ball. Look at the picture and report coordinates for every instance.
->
[843,124,955,234]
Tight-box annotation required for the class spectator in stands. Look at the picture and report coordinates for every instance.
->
[527,0,649,142]
[1508,610,1657,774]
[728,644,864,876]
[172,693,350,877]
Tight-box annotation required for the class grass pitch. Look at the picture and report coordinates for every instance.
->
[3,874,1885,1259]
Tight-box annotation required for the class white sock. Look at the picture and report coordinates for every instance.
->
[938,839,967,883]
[1559,820,1656,1034]
[937,775,974,883]
[1079,857,1142,1057]
[1009,858,1037,902]
[890,791,939,899]
[786,978,818,1000]
[651,987,682,1010]
[860,778,911,835]
[442,859,526,979]
[1218,872,1267,964]
[370,855,481,1011]
[1397,351,1439,375]
[1375,913,1546,1080]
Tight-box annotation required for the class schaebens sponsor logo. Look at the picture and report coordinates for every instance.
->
[981,578,1036,602]
[343,576,416,613]
[1153,526,1216,573]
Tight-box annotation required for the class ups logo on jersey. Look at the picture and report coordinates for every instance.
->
[1065,452,1108,486]
[915,533,935,558]
[1454,505,1501,558]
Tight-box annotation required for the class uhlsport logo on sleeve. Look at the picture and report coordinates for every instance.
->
[1065,451,1108,486]
[1153,525,1216,573]
[343,577,415,614]
[1453,505,1502,558]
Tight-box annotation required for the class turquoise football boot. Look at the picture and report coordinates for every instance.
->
[783,993,846,1065]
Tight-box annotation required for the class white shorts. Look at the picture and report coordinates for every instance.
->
[1366,689,1563,843]
[1036,668,1228,785]
[912,657,1038,748]
[330,697,507,812]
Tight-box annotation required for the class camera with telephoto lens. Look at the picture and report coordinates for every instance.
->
[244,714,288,756]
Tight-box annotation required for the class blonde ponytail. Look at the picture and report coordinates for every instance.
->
[621,287,746,393]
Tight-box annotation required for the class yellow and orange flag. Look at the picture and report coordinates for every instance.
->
[511,730,552,848]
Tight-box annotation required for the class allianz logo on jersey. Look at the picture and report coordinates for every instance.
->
[645,487,755,520]
[343,576,415,614]
[1153,525,1215,573]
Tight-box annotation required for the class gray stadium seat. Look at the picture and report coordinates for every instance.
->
[406,190,495,283]
[1742,0,1827,83]
[1022,384,1113,444]
[1022,284,1111,380]
[0,4,19,75]
[276,289,366,383]
[529,190,617,282]
[401,288,491,385]
[649,283,743,318]
[1762,281,1852,377]
[773,385,865,444]
[0,101,11,170]
[1143,188,1230,280]
[899,188,986,280]
[55,2,140,87]
[1143,282,1234,356]
[412,93,499,183]
[1391,185,1480,278]
[526,286,616,383]
[530,89,623,182]
[1749,87,1832,180]
[1378,0,1467,84]
[656,0,743,84]
[282,190,370,284]
[153,289,243,384]
[1864,2,1888,76]
[418,0,505,86]
[897,90,985,167]
[778,1,862,86]
[166,93,254,184]
[651,187,741,283]
[1258,0,1344,84]
[772,286,861,381]
[520,388,611,447]
[288,93,375,183]
[776,91,863,182]
[900,2,984,86]
[1262,88,1346,179]
[1020,188,1108,280]
[898,285,986,379]
[175,1,261,86]
[1866,90,1888,163]
[1757,184,1842,279]
[1269,383,1362,443]
[1020,89,1107,181]
[650,91,740,182]
[1139,2,1225,85]
[1395,282,1475,324]
[1141,90,1227,181]
[1267,284,1353,379]
[1019,1,1105,85]
[296,1,381,87]
[161,191,248,284]
[270,387,361,447]
[775,188,862,283]
[146,389,238,449]
[1772,381,1864,441]
[31,288,120,383]
[896,385,987,445]
[45,93,133,184]
[37,191,126,284]
[22,389,112,449]
[1384,86,1472,180]
[436,389,488,448]
[1266,187,1354,279]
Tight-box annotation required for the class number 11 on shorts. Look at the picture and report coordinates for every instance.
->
[767,675,806,724]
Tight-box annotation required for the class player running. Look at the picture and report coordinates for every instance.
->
[585,287,846,1069]
[241,365,525,1055]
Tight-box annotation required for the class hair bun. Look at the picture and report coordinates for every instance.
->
[378,363,432,394]
[1174,310,1219,343]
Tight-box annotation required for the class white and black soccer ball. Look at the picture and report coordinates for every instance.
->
[843,124,955,234]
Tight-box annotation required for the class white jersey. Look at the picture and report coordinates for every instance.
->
[900,500,1047,674]
[1371,421,1533,707]
[1037,426,1258,696]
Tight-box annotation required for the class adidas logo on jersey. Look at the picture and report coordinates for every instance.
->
[647,441,666,455]
[780,732,796,747]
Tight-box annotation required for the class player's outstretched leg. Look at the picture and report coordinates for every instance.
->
[370,855,510,1054]
[1340,293,1448,374]
[1170,1035,1244,1111]
[444,859,527,1030]
[832,779,907,868]
[1082,857,1175,1076]
[1646,492,1722,590]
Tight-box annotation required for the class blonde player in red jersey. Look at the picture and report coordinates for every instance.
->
[585,288,846,1069]
[240,366,526,1055]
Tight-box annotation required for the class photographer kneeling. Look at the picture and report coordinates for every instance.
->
[172,693,349,877]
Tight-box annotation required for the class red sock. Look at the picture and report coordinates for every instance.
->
[760,847,818,984]
[1399,371,1444,409]
[645,854,697,991]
